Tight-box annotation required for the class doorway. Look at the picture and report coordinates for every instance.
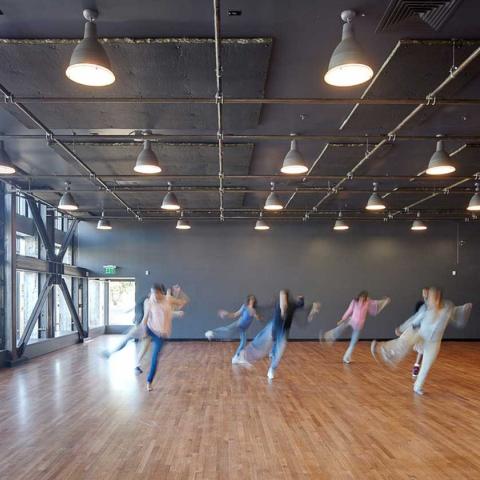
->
[107,280,136,325]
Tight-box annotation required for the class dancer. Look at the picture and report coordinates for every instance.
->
[135,285,188,374]
[408,287,429,378]
[239,290,320,380]
[204,295,260,364]
[371,287,472,395]
[140,284,189,391]
[101,289,151,359]
[322,291,390,364]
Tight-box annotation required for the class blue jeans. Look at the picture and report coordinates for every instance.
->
[234,330,247,357]
[343,328,361,362]
[270,330,287,372]
[146,327,166,384]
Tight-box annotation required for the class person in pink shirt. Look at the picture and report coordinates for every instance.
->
[322,291,390,364]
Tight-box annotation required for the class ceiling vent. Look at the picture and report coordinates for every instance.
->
[376,0,463,32]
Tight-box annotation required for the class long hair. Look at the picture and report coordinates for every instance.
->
[246,295,257,308]
[428,286,444,310]
[355,290,369,302]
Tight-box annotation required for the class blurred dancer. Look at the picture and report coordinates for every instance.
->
[239,290,320,380]
[371,287,472,395]
[322,291,390,364]
[204,295,259,364]
[408,287,429,378]
[101,290,150,359]
[140,284,189,391]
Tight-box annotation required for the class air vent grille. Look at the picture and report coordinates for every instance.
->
[376,0,463,32]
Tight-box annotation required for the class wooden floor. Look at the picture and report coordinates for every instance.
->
[0,338,479,480]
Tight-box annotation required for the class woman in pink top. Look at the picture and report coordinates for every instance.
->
[323,291,390,364]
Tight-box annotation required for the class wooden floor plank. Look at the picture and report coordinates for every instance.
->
[0,338,479,479]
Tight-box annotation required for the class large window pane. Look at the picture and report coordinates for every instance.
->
[108,281,136,325]
[88,280,105,328]
[16,270,39,342]
[16,233,38,258]
[54,277,75,336]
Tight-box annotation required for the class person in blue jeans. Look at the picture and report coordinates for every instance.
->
[205,295,259,364]
[141,284,188,391]
[240,290,320,381]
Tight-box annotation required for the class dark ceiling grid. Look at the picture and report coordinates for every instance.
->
[300,40,480,222]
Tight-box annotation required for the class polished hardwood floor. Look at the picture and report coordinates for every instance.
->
[0,337,479,479]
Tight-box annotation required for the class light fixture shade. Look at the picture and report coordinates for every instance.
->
[334,219,349,230]
[324,23,373,87]
[411,219,427,231]
[134,140,161,174]
[58,191,79,211]
[255,219,270,230]
[366,192,386,211]
[66,22,115,86]
[264,191,283,210]
[281,140,308,174]
[0,143,15,174]
[97,218,112,230]
[161,191,180,210]
[426,140,455,175]
[176,218,191,230]
[467,193,480,211]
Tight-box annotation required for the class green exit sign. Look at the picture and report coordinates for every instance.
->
[103,265,117,275]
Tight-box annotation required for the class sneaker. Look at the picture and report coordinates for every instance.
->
[236,350,252,367]
[205,330,214,341]
[146,382,153,392]
[267,367,275,380]
[231,355,240,365]
[412,364,420,378]
[370,340,377,360]
[413,386,424,396]
[343,358,351,364]
[135,366,143,375]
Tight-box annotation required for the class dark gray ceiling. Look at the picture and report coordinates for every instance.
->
[0,0,480,226]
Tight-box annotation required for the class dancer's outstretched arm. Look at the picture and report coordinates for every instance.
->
[368,297,391,316]
[448,302,473,329]
[218,306,242,320]
[395,306,425,336]
[338,300,354,325]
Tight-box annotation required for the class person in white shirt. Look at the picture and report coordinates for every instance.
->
[141,284,188,391]
[371,286,472,395]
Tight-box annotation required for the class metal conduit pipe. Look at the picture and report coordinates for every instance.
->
[9,96,480,106]
[213,0,225,222]
[1,133,480,142]
[0,84,141,221]
[304,44,480,218]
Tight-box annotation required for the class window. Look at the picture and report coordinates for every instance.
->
[16,196,27,217]
[16,233,38,258]
[16,270,39,341]
[54,277,75,336]
[88,280,106,328]
[55,243,72,265]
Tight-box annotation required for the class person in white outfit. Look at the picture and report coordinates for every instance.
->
[371,287,472,395]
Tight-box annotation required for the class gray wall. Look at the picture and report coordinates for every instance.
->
[77,221,480,340]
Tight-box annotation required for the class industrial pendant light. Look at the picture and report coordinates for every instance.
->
[264,182,283,211]
[366,182,386,211]
[176,211,191,230]
[255,212,270,231]
[134,139,161,174]
[467,183,480,211]
[161,182,180,210]
[280,137,308,174]
[333,211,349,230]
[426,137,455,175]
[66,9,115,87]
[324,10,373,87]
[411,212,427,231]
[58,182,79,211]
[97,211,112,230]
[0,142,15,174]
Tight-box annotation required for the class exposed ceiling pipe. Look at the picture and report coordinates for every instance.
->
[10,96,480,106]
[213,0,225,222]
[1,133,480,142]
[0,84,141,221]
[303,44,480,218]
